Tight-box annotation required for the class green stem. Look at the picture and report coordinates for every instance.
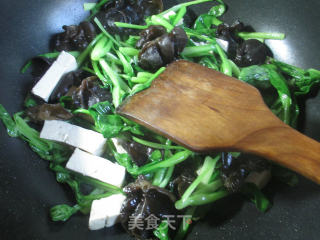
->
[152,168,167,186]
[114,22,148,30]
[132,136,186,150]
[184,29,215,43]
[130,67,166,95]
[105,52,122,65]
[174,207,197,240]
[92,60,109,85]
[229,59,241,77]
[159,166,175,188]
[180,156,219,203]
[160,0,214,17]
[175,190,229,209]
[238,32,285,40]
[116,50,134,76]
[151,15,174,31]
[94,18,121,47]
[119,47,140,57]
[181,45,215,58]
[136,150,192,175]
[172,6,187,26]
[91,36,113,61]
[77,33,103,66]
[87,0,109,19]
[82,191,114,201]
[215,43,232,76]
[192,179,223,195]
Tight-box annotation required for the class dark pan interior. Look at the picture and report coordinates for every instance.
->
[0,1,319,239]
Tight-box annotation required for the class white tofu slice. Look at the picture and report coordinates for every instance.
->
[31,51,78,102]
[111,138,128,154]
[40,120,106,156]
[66,148,126,188]
[89,193,126,230]
[216,38,229,52]
[245,170,271,189]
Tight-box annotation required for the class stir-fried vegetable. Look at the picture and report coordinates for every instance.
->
[1,0,320,239]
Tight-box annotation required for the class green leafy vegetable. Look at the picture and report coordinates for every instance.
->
[241,183,271,212]
[270,59,320,95]
[175,156,228,210]
[154,221,171,240]
[50,204,81,222]
[0,105,72,163]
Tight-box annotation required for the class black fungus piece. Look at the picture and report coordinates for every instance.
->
[138,0,163,16]
[118,139,154,167]
[30,57,54,77]
[54,21,97,51]
[96,8,130,35]
[170,169,195,199]
[136,25,167,49]
[138,41,164,71]
[171,27,188,54]
[220,152,270,193]
[216,21,271,67]
[121,176,179,239]
[97,0,163,36]
[169,157,199,199]
[50,70,90,102]
[216,20,244,44]
[26,104,73,123]
[234,39,270,67]
[71,76,112,109]
[216,20,244,60]
[138,26,188,71]
[157,34,175,63]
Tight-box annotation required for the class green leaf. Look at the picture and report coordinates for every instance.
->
[112,151,139,175]
[150,150,163,162]
[208,0,226,17]
[0,104,19,137]
[24,94,38,108]
[263,64,292,125]
[0,105,72,163]
[270,59,320,95]
[50,204,80,222]
[239,65,272,90]
[96,114,124,138]
[193,14,216,31]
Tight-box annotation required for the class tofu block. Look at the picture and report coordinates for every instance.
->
[89,193,126,230]
[66,148,126,188]
[245,170,271,189]
[40,120,106,156]
[32,51,78,102]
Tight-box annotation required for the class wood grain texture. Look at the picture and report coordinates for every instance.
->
[117,60,320,183]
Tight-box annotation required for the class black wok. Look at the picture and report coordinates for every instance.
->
[0,0,319,239]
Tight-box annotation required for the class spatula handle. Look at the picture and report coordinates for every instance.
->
[235,124,320,183]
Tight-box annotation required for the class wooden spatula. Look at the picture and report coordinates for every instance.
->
[117,60,320,183]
